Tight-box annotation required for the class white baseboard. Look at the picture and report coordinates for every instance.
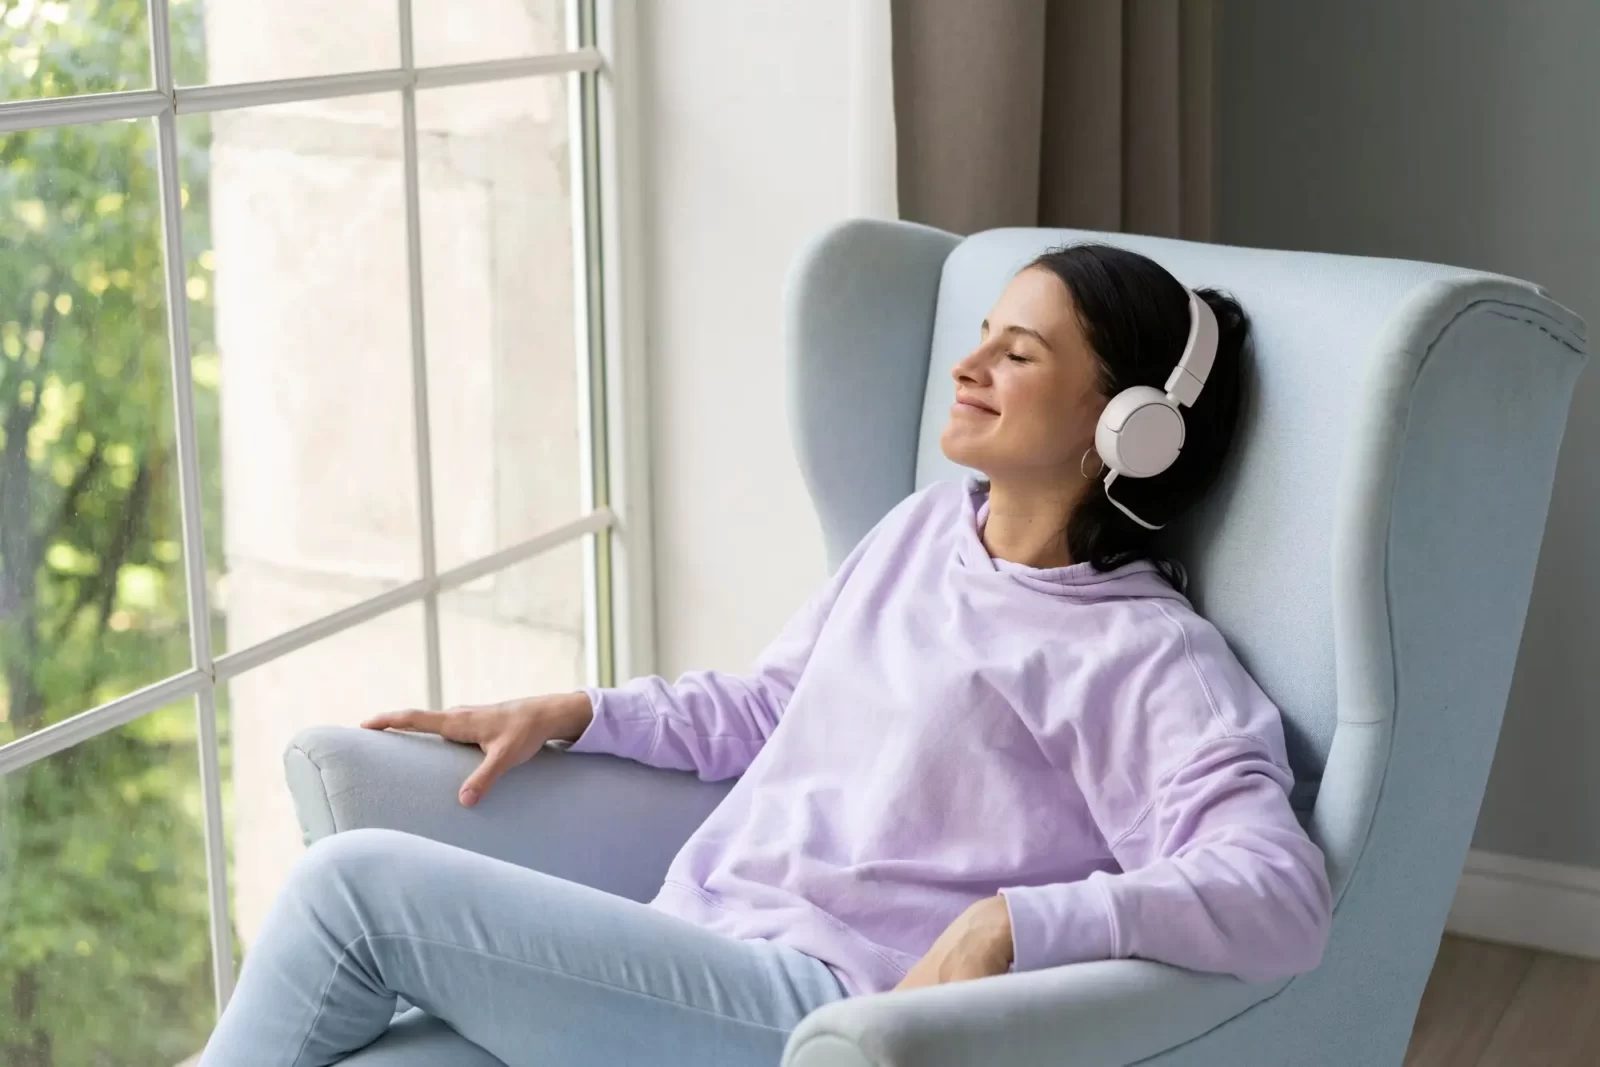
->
[1446,849,1600,960]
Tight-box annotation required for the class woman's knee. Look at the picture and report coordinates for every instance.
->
[288,827,422,903]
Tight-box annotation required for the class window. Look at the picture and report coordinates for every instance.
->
[0,1,643,1061]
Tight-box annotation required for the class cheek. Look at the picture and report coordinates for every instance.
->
[999,376,1097,460]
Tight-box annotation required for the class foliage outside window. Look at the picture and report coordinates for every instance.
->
[2,3,220,1062]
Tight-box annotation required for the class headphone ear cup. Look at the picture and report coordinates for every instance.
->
[1096,386,1186,478]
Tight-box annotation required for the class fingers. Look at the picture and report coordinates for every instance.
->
[360,709,449,735]
[458,744,518,808]
[362,706,521,806]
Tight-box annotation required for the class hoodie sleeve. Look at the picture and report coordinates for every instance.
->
[569,505,895,781]
[1001,609,1333,983]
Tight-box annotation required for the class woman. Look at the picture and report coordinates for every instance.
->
[204,245,1332,1066]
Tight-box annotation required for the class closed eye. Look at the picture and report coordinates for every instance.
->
[1007,353,1029,364]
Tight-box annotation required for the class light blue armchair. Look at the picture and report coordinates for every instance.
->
[284,221,1587,1066]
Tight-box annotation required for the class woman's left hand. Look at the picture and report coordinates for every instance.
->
[894,895,1014,991]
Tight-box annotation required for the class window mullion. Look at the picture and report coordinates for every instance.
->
[396,0,445,711]
[570,25,602,688]
[146,0,237,1015]
[590,0,654,682]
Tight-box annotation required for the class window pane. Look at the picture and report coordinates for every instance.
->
[0,119,193,748]
[0,704,217,1064]
[0,0,152,101]
[440,540,588,708]
[178,95,423,658]
[413,0,568,68]
[418,75,583,572]
[225,604,425,952]
[176,0,398,87]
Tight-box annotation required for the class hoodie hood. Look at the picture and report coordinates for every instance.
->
[956,476,1188,603]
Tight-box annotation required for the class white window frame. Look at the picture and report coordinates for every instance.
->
[0,0,651,1017]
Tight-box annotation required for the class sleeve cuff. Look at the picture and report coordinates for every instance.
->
[1000,874,1119,973]
[566,685,661,762]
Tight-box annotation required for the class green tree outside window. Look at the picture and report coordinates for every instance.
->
[1,1,228,1062]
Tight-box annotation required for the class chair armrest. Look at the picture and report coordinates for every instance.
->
[284,726,732,901]
[783,960,1282,1067]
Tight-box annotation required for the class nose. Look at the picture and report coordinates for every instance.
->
[951,345,990,384]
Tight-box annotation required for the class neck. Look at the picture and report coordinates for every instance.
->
[980,476,1086,569]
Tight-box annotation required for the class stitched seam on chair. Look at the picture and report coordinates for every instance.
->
[361,932,799,1036]
[1126,975,1299,1065]
[288,742,341,835]
[1482,306,1585,354]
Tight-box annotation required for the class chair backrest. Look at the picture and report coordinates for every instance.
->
[785,220,1585,908]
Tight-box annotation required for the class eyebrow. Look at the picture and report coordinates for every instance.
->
[980,319,1055,352]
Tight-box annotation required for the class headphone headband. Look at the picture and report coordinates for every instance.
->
[1164,289,1219,408]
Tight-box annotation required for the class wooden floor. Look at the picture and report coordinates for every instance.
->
[1405,935,1600,1066]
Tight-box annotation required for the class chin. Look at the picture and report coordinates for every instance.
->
[939,426,991,474]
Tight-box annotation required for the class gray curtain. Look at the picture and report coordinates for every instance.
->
[892,0,1215,238]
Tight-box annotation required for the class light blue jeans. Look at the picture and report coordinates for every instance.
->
[202,828,849,1066]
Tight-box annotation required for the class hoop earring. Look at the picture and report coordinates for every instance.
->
[1080,448,1105,480]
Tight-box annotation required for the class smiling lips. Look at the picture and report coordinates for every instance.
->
[952,393,999,416]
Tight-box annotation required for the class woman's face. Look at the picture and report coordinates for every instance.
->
[939,268,1108,483]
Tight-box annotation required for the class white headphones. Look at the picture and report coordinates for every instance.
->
[1091,288,1219,531]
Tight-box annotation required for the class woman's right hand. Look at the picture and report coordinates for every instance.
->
[361,692,594,807]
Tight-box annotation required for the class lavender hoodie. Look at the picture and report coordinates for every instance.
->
[572,479,1332,994]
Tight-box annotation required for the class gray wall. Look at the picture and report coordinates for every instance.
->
[1218,0,1600,869]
